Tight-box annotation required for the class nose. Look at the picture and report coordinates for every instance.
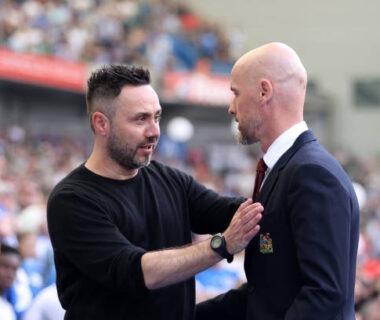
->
[147,121,160,138]
[228,102,235,115]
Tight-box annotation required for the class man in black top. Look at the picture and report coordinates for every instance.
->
[47,64,263,320]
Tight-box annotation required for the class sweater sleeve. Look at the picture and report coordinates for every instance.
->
[47,187,148,296]
[146,161,244,235]
[177,169,245,235]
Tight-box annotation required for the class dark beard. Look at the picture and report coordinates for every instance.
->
[107,131,152,171]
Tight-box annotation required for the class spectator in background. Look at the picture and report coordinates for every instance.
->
[0,295,16,320]
[5,240,33,320]
[16,231,42,298]
[15,180,44,214]
[22,283,65,320]
[0,181,18,247]
[0,243,21,320]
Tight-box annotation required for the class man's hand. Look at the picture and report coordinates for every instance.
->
[223,199,263,255]
[141,199,263,290]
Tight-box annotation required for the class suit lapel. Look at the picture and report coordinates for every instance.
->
[258,130,317,205]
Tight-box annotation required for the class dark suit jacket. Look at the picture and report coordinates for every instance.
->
[196,130,360,320]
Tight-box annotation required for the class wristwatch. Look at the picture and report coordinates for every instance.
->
[210,233,233,263]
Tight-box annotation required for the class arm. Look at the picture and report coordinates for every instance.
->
[285,164,356,319]
[141,199,263,289]
[49,185,262,294]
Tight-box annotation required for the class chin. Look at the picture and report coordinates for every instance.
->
[236,132,248,145]
[137,157,152,168]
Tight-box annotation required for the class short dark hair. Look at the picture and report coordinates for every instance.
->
[86,64,151,130]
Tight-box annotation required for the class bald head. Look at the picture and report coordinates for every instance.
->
[234,42,307,88]
[229,42,308,151]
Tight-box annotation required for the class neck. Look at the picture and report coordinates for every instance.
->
[85,155,138,180]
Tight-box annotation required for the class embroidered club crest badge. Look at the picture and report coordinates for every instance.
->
[259,232,273,254]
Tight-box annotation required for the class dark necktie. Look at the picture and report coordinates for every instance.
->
[252,158,267,202]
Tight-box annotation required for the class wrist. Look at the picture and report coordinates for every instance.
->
[210,233,234,263]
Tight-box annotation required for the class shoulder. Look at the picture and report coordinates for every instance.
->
[143,161,211,197]
[49,163,87,193]
[292,141,347,178]
[286,142,356,195]
[33,284,61,305]
[47,164,108,214]
[0,298,16,320]
[144,160,194,182]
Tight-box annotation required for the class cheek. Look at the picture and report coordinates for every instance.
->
[237,98,253,117]
[116,125,139,141]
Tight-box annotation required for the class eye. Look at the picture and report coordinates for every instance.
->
[231,89,238,98]
[135,114,148,124]
[155,115,162,123]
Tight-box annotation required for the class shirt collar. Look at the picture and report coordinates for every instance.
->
[263,121,308,170]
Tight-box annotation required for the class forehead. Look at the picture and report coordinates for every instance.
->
[231,63,250,91]
[116,85,161,114]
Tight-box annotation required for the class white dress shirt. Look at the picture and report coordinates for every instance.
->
[263,121,308,177]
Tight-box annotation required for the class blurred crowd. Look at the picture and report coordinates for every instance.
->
[0,126,89,319]
[0,0,244,77]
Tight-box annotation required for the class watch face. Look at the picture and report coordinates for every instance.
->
[211,236,222,248]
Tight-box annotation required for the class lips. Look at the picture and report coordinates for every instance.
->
[139,143,155,151]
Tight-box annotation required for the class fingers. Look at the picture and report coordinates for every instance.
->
[250,224,261,238]
[235,200,264,223]
[236,198,261,214]
[242,209,262,232]
[224,201,264,254]
[231,200,264,230]
[241,204,263,222]
[244,223,261,241]
[238,198,264,213]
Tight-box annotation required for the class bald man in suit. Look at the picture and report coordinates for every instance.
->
[196,42,360,320]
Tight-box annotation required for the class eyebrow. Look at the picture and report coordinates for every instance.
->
[132,110,162,119]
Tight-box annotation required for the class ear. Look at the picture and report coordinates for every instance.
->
[92,111,109,136]
[259,79,273,101]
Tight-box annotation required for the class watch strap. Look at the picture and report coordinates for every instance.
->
[210,233,234,263]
